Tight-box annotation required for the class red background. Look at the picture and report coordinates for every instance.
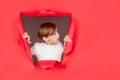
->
[0,0,120,80]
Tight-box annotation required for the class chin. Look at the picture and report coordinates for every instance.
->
[54,41,59,44]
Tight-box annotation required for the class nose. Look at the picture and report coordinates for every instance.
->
[56,32,60,38]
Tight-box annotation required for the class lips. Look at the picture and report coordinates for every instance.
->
[57,38,59,41]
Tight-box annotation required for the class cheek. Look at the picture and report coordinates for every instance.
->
[49,37,56,42]
[51,38,57,42]
[49,36,58,42]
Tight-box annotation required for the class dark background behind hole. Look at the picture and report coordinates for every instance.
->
[21,14,71,46]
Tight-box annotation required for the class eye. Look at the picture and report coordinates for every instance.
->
[53,32,56,35]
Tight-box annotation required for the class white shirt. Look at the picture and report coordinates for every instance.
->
[30,42,64,62]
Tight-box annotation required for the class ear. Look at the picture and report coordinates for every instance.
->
[42,37,49,42]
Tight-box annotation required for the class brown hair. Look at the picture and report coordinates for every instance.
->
[37,22,57,40]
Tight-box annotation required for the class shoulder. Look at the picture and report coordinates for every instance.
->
[33,42,45,49]
[34,42,43,46]
[54,42,64,49]
[56,42,63,46]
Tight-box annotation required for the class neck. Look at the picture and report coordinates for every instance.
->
[45,42,54,45]
[45,41,58,45]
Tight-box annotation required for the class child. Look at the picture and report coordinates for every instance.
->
[23,22,72,68]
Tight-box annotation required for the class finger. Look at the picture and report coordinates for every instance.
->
[66,36,72,42]
[64,41,66,46]
[22,32,27,38]
[28,36,31,44]
[68,38,72,42]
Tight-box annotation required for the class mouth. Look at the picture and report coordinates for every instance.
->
[57,38,60,41]
[56,39,59,43]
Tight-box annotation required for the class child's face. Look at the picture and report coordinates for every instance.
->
[47,31,60,44]
[43,28,60,45]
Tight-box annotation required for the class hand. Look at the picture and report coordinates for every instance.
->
[22,32,31,44]
[64,35,72,46]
